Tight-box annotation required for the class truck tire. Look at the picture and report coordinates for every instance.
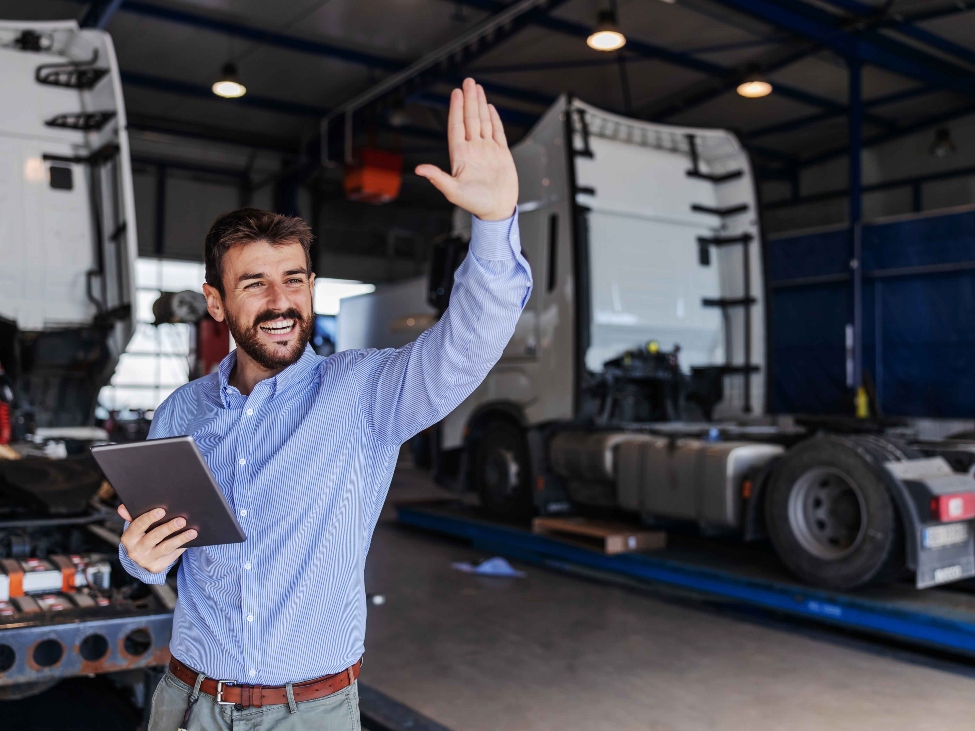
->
[765,437,904,590]
[472,419,533,522]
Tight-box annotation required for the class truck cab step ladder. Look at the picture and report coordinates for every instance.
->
[691,203,749,217]
[702,297,757,308]
[44,111,116,132]
[685,134,744,183]
[697,234,754,247]
[35,63,109,90]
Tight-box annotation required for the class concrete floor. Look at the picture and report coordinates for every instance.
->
[362,467,975,731]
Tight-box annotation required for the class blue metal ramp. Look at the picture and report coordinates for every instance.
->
[397,502,975,659]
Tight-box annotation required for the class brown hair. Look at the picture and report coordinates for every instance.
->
[204,208,314,295]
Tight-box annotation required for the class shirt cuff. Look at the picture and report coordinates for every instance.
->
[469,208,520,261]
[118,521,172,585]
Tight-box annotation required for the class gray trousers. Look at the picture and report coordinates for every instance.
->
[148,669,361,731]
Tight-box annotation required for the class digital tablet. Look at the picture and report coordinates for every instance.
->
[91,436,246,548]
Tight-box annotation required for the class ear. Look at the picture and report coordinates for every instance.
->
[203,283,226,323]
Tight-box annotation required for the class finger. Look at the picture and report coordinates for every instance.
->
[129,507,165,536]
[143,515,187,548]
[489,104,507,147]
[447,88,465,154]
[148,547,187,573]
[155,528,198,556]
[463,77,480,140]
[415,164,460,200]
[476,84,492,139]
[118,504,133,522]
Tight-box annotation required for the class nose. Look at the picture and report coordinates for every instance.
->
[263,281,290,311]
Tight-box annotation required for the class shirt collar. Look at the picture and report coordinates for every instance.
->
[216,344,318,406]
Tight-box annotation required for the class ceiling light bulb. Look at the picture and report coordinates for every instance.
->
[212,62,246,99]
[737,79,773,98]
[587,10,626,52]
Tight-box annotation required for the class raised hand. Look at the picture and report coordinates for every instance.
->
[415,78,518,221]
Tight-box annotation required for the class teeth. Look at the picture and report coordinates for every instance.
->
[259,318,295,333]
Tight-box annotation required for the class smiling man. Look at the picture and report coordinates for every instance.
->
[116,78,530,731]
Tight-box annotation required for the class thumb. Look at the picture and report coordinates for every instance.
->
[415,164,459,200]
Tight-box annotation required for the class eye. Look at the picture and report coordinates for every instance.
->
[286,278,304,285]
[245,281,264,290]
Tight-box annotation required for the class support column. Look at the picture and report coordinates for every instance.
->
[848,57,866,416]
[154,164,167,257]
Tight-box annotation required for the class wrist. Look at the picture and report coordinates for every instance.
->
[475,206,516,222]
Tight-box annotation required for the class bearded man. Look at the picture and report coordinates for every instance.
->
[117,78,530,731]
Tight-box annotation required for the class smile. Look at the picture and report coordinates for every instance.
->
[258,318,296,335]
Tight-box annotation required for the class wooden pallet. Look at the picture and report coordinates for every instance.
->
[531,516,666,555]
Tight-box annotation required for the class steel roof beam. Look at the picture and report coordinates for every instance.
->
[815,0,975,67]
[763,161,975,210]
[80,0,127,30]
[799,100,975,168]
[111,0,402,71]
[744,84,936,139]
[447,0,895,128]
[645,0,972,121]
[121,71,329,117]
[712,0,975,97]
[120,71,494,143]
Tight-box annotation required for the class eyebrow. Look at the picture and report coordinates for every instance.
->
[236,268,309,285]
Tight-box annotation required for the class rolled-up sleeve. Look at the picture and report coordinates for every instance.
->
[362,209,532,447]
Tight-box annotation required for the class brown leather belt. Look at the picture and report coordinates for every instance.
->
[168,656,361,709]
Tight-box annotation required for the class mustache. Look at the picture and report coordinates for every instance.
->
[252,308,305,328]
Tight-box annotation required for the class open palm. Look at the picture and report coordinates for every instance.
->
[415,78,518,221]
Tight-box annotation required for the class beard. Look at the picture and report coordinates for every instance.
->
[225,305,313,371]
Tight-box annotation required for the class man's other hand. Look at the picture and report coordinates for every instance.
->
[118,504,197,573]
[415,77,518,221]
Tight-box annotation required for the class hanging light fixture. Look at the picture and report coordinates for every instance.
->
[737,65,772,98]
[929,127,956,158]
[212,62,246,99]
[587,8,626,52]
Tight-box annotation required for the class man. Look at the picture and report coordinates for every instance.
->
[117,78,530,730]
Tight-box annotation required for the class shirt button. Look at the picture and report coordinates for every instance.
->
[247,614,253,622]
[246,408,253,416]
[249,669,256,678]
[240,509,247,517]
[244,562,251,570]
[239,458,246,466]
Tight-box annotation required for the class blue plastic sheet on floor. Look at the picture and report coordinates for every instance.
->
[451,556,525,577]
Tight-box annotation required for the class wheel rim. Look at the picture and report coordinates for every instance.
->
[787,466,867,560]
[483,447,521,499]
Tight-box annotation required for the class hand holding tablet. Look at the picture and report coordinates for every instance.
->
[91,436,247,573]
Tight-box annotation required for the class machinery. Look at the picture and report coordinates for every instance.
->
[342,96,975,592]
[0,20,174,706]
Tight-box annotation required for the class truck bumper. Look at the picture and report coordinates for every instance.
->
[0,613,172,686]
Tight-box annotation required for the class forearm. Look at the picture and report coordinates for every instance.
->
[366,211,532,446]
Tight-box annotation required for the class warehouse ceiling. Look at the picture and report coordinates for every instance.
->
[6,0,975,190]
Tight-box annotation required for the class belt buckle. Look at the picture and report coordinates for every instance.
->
[215,680,235,705]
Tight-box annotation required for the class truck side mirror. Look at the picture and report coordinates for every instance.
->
[427,235,469,315]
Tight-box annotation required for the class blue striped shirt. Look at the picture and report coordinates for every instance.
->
[119,212,530,685]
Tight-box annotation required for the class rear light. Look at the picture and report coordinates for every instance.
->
[930,493,975,522]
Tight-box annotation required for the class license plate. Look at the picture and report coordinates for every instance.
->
[923,522,970,549]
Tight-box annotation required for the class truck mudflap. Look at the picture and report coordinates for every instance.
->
[884,458,975,589]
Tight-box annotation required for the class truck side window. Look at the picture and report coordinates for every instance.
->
[547,213,557,292]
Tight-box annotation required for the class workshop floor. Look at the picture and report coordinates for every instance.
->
[362,466,975,731]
